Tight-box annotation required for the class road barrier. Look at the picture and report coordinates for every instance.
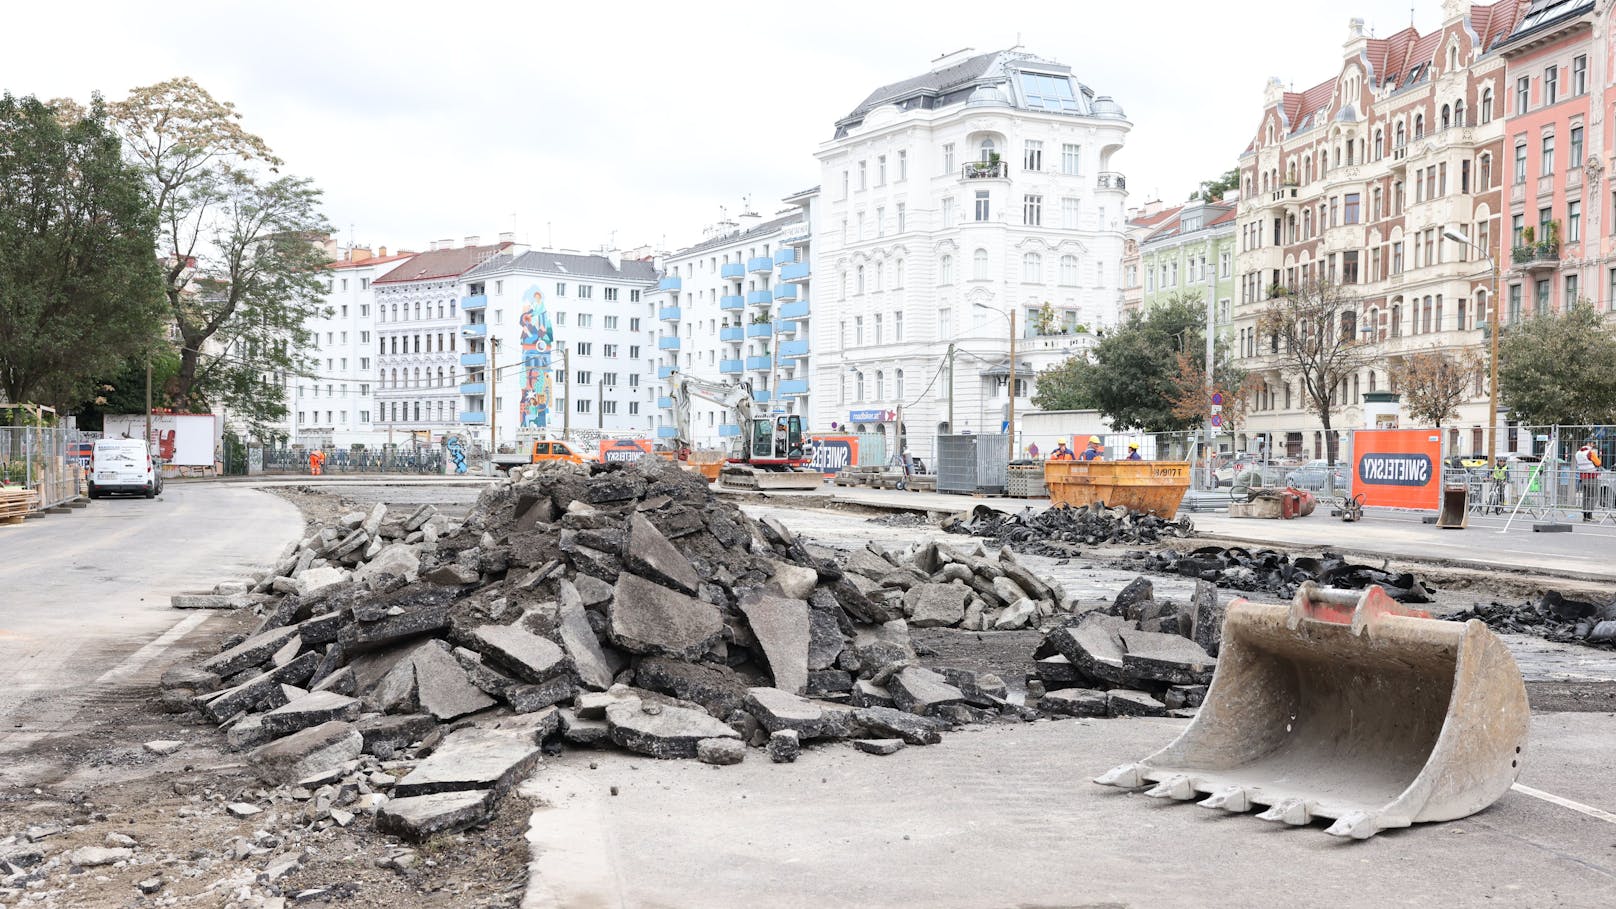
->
[0,426,82,511]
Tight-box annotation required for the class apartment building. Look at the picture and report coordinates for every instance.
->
[1137,199,1239,319]
[1233,0,1524,458]
[454,248,658,448]
[810,48,1130,458]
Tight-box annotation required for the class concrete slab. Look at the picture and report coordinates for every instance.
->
[393,727,543,798]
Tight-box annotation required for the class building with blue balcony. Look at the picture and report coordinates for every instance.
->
[720,294,745,311]
[780,261,810,282]
[718,424,742,437]
[779,379,810,396]
[745,354,772,370]
[658,336,680,350]
[460,293,487,311]
[772,282,798,302]
[659,306,682,321]
[719,325,745,342]
[747,256,773,274]
[657,276,682,291]
[719,359,744,374]
[720,262,746,281]
[779,300,810,320]
[773,248,796,267]
[746,289,773,306]
[779,339,809,358]
[746,323,772,338]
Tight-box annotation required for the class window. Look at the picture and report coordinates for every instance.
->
[604,315,618,330]
[1344,193,1360,224]
[604,287,618,302]
[361,304,369,317]
[1023,140,1043,172]
[1534,278,1550,315]
[877,154,887,185]
[974,190,990,222]
[1508,284,1523,323]
[854,316,864,345]
[856,265,865,294]
[941,197,956,227]
[555,311,566,326]
[1571,125,1584,169]
[1061,143,1081,175]
[874,314,883,344]
[1018,71,1081,112]
[1023,194,1042,226]
[894,259,904,287]
[1574,55,1588,95]
[1061,197,1079,229]
[1512,213,1524,247]
[1514,143,1527,183]
[937,307,950,337]
[1022,252,1042,281]
[578,313,593,328]
[1220,251,1231,277]
[1060,254,1079,284]
[576,370,592,385]
[942,142,955,173]
[1542,132,1555,175]
[841,170,849,198]
[576,399,591,414]
[1342,250,1359,284]
[940,254,954,284]
[972,248,989,280]
[630,290,641,302]
[604,344,619,358]
[896,203,906,233]
[1517,76,1530,115]
[897,149,907,181]
[576,341,592,356]
[1481,88,1493,124]
[629,317,640,331]
[629,373,640,387]
[857,160,867,190]
[1567,273,1580,305]
[1545,65,1557,105]
[1570,201,1582,242]
[602,400,618,416]
[1392,241,1404,274]
[629,344,640,358]
[555,282,567,296]
[895,312,904,341]
[875,207,885,237]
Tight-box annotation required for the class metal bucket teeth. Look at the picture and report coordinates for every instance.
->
[1198,786,1253,813]
[1094,763,1147,788]
[1324,811,1381,840]
[1144,775,1197,801]
[1255,798,1312,826]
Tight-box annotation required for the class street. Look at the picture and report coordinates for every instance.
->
[0,482,301,777]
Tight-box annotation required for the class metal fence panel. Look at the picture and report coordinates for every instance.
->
[0,426,81,510]
[935,434,1007,495]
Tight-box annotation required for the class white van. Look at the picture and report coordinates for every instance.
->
[89,438,163,499]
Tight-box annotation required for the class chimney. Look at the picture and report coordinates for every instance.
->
[607,249,622,269]
[439,238,455,250]
[737,211,762,232]
[498,231,515,244]
[464,235,480,247]
[428,240,439,251]
[378,245,388,257]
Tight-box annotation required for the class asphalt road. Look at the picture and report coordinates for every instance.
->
[0,484,301,767]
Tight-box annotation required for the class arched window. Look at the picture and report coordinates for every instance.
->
[940,255,954,284]
[1476,289,1488,328]
[1060,255,1079,284]
[1441,104,1451,129]
[839,374,846,404]
[978,138,996,162]
[1414,113,1425,139]
[1395,122,1406,147]
[872,262,883,292]
[1455,99,1466,126]
[1391,303,1403,337]
[973,248,989,280]
[874,371,884,401]
[1448,45,1458,71]
[391,368,399,388]
[1479,153,1492,189]
[839,271,847,300]
[855,371,865,401]
[414,367,422,387]
[856,265,865,294]
[1022,252,1042,281]
[894,258,904,287]
[1480,88,1493,124]
[895,369,905,401]
[1340,310,1357,338]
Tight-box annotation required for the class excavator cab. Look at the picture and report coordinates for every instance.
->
[749,415,804,463]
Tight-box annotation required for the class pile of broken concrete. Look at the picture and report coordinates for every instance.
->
[1028,576,1224,719]
[1131,545,1435,604]
[1454,589,1616,648]
[160,459,1078,842]
[943,503,1194,558]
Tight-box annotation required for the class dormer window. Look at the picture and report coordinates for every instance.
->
[1017,71,1081,113]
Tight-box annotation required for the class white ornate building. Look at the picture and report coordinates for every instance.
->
[810,48,1129,458]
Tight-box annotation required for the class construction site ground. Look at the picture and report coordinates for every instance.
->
[1,478,1613,908]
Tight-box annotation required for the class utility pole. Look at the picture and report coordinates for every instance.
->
[1205,236,1216,488]
[1007,310,1018,465]
[144,359,153,448]
[947,343,956,431]
[562,347,570,440]
[486,336,498,476]
[597,378,603,430]
[1486,253,1501,468]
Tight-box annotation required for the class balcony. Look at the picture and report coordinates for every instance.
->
[720,359,744,374]
[1511,239,1561,271]
[458,411,486,423]
[773,282,798,301]
[778,300,810,320]
[460,294,487,311]
[460,352,486,368]
[721,294,745,311]
[746,355,772,370]
[656,396,673,409]
[658,336,681,350]
[720,325,745,341]
[747,323,773,338]
[781,261,810,282]
[721,262,745,281]
[657,276,682,291]
[779,379,810,396]
[459,381,486,395]
[656,425,677,439]
[658,306,682,321]
[658,364,677,379]
[1096,171,1127,191]
[962,160,1008,180]
[462,322,487,338]
[779,339,809,358]
[719,424,742,438]
[753,389,772,403]
[748,256,773,274]
[747,289,774,306]
[1266,184,1300,206]
[773,248,796,267]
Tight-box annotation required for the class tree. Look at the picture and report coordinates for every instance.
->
[1169,350,1257,435]
[1398,350,1480,427]
[1032,292,1208,431]
[111,78,329,432]
[1498,301,1616,425]
[1189,168,1240,203]
[1258,281,1374,463]
[0,93,166,408]
[69,348,182,432]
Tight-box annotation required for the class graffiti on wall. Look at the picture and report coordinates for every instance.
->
[519,286,556,428]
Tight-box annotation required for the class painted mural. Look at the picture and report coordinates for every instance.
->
[518,285,555,428]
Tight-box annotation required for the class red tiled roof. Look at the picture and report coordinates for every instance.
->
[327,252,414,271]
[1208,206,1240,227]
[373,242,513,284]
[1128,205,1182,229]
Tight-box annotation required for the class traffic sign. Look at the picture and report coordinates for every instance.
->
[1210,414,1223,428]
[1211,391,1224,406]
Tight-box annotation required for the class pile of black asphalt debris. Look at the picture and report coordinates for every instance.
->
[1455,590,1616,648]
[942,503,1194,557]
[1129,545,1437,604]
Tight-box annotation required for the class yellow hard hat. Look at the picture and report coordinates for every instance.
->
[1088,435,1102,444]
[1128,441,1139,449]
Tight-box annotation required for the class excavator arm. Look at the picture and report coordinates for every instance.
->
[666,370,755,458]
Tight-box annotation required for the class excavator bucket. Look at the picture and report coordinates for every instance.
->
[1096,583,1529,839]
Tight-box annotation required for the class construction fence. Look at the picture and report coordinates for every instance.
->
[0,426,86,511]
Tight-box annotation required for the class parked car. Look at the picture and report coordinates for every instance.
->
[1285,459,1349,491]
[88,438,163,499]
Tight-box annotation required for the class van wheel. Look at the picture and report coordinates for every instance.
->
[145,486,156,499]
[87,487,99,500]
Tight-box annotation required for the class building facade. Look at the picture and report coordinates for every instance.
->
[646,206,814,451]
[455,249,658,449]
[809,48,1131,459]
[288,247,414,448]
[371,238,512,445]
[1232,1,1524,459]
[1137,199,1239,318]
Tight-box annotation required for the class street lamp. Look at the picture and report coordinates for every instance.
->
[1442,227,1501,468]
[972,302,1018,467]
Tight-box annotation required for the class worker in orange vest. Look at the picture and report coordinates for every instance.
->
[1079,435,1105,461]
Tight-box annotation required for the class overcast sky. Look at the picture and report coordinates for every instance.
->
[11,0,1454,255]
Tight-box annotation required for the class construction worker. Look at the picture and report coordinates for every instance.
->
[1050,440,1075,460]
[1576,442,1603,521]
[1079,435,1105,461]
[1125,441,1143,461]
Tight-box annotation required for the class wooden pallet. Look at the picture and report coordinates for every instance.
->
[0,488,38,524]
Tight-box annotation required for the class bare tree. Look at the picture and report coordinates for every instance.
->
[1168,350,1259,436]
[1398,350,1481,427]
[1257,281,1375,463]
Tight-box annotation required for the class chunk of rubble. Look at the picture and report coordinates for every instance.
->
[201,626,300,678]
[851,706,943,745]
[1106,689,1168,718]
[745,687,855,740]
[393,727,543,798]
[261,691,362,738]
[853,738,906,756]
[605,698,741,759]
[376,790,495,842]
[557,579,615,690]
[1118,628,1215,685]
[737,592,811,695]
[767,729,801,763]
[886,667,967,716]
[903,584,969,628]
[69,846,132,867]
[1038,689,1108,717]
[465,623,571,684]
[696,737,746,765]
[247,720,363,784]
[622,512,701,593]
[1044,614,1129,686]
[143,740,184,756]
[607,573,723,660]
